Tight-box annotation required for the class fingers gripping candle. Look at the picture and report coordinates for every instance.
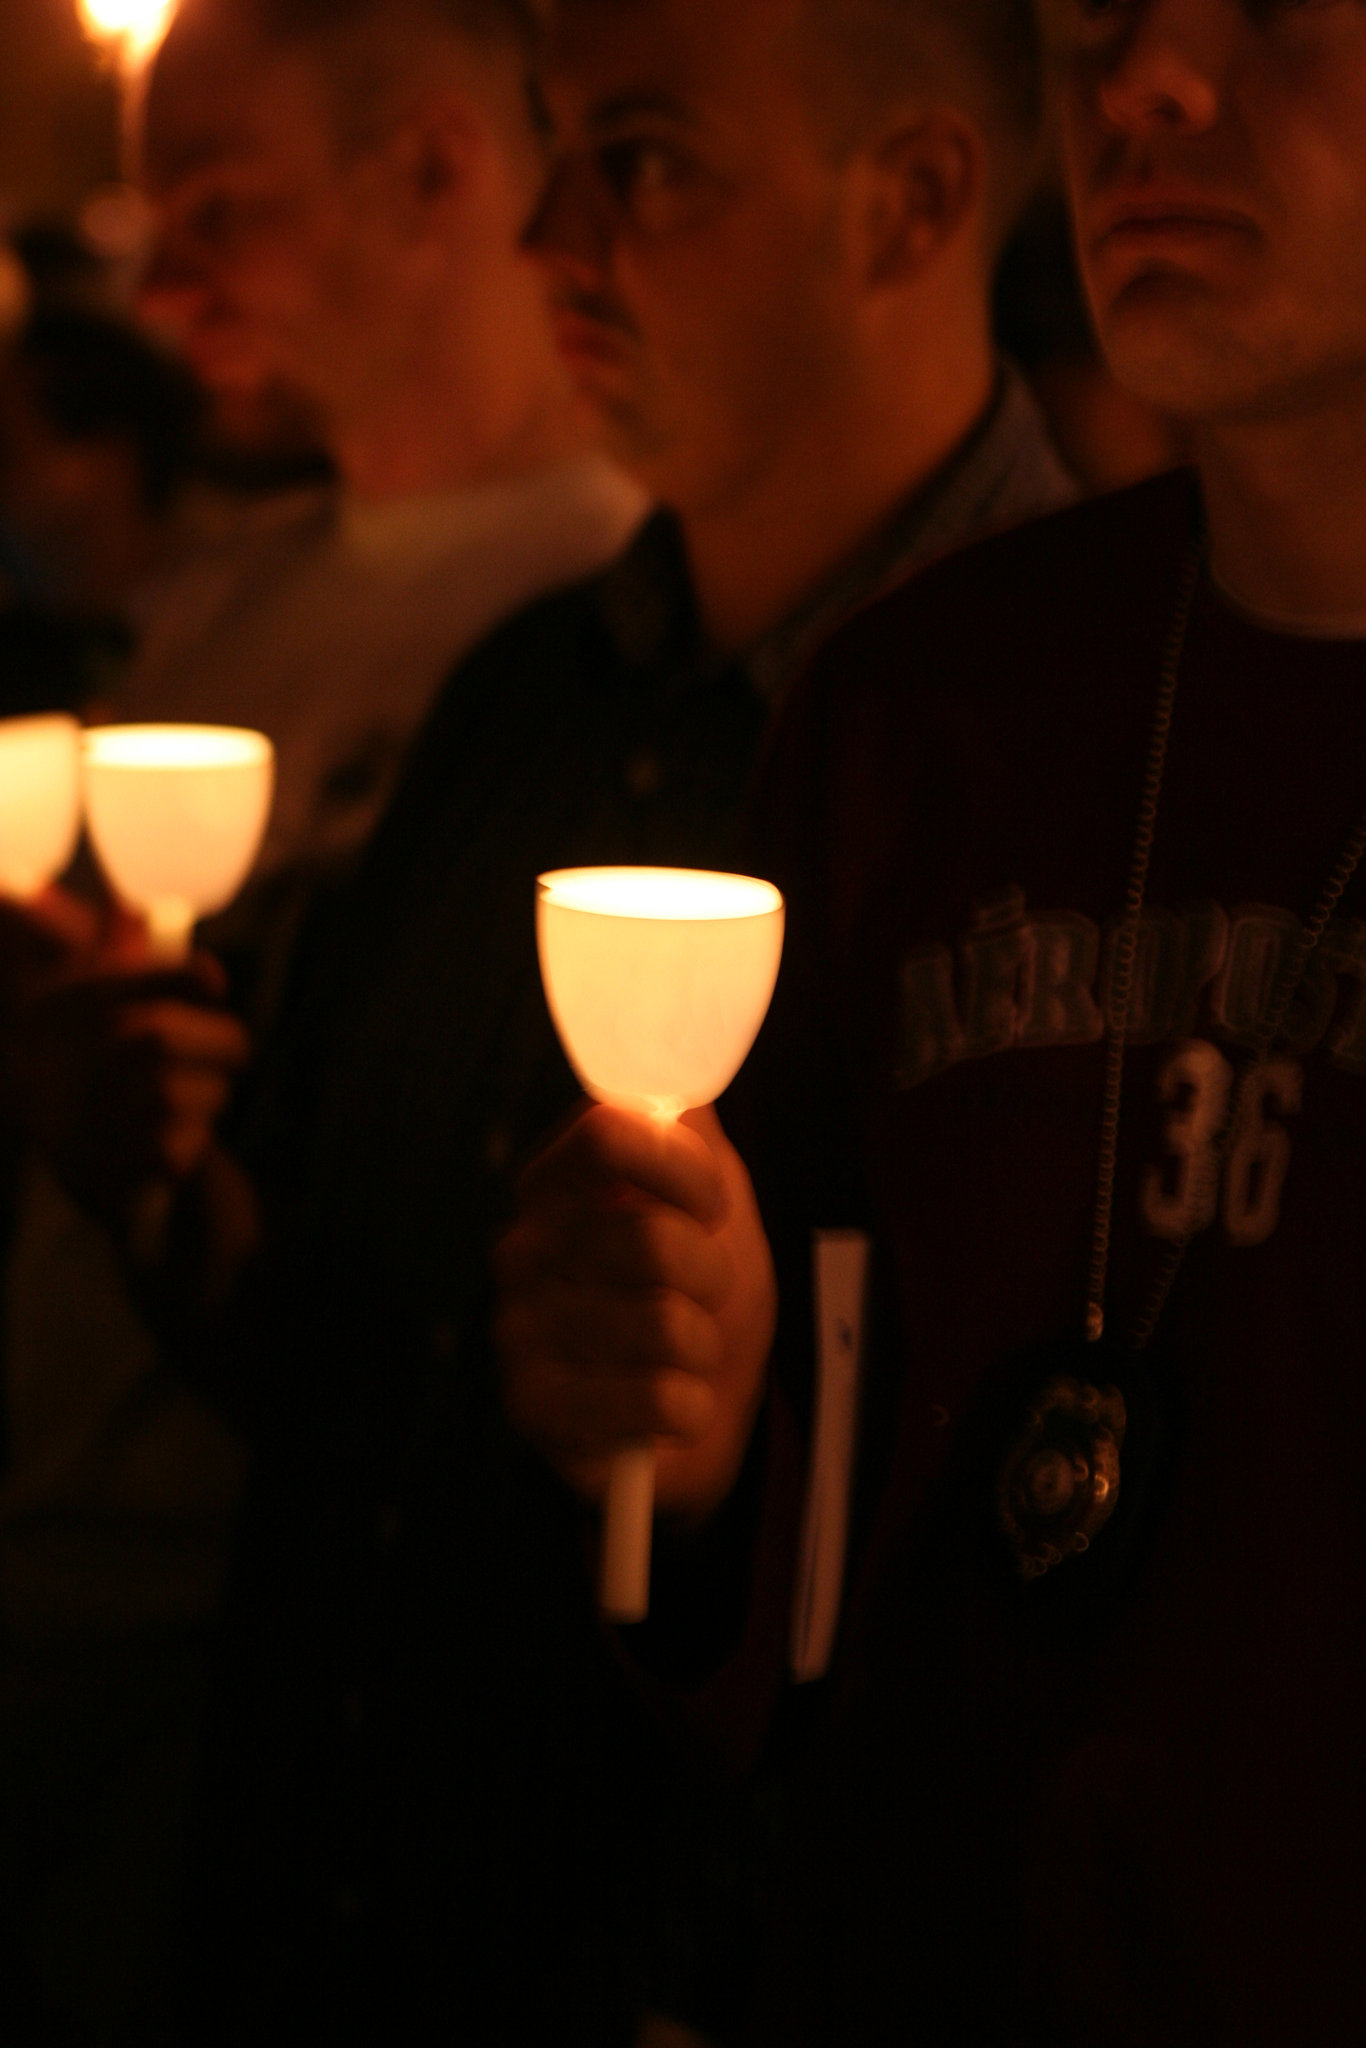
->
[537,867,784,1622]
[81,724,274,1261]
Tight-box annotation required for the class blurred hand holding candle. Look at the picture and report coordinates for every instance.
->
[82,725,275,961]
[79,724,272,1259]
[537,866,784,1621]
[0,715,84,901]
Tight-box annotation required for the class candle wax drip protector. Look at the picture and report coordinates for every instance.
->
[537,867,785,1120]
[82,724,275,959]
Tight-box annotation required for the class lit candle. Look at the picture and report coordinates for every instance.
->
[76,0,176,70]
[537,866,784,1621]
[82,724,275,960]
[0,715,84,900]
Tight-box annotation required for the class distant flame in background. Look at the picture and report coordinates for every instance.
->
[77,0,176,67]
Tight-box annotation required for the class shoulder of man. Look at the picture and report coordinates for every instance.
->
[749,468,1202,890]
[422,548,626,720]
[813,466,1199,715]
[419,509,685,733]
[764,470,1194,763]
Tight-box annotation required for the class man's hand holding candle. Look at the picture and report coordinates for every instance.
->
[0,912,250,1249]
[497,1100,777,1532]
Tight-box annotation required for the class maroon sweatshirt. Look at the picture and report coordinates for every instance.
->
[737,471,1366,2045]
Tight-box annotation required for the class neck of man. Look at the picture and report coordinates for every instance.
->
[1197,374,1366,629]
[680,318,997,657]
[329,285,593,506]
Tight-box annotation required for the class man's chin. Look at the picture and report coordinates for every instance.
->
[1095,289,1279,425]
[571,385,664,478]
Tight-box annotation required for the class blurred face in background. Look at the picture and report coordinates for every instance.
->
[524,0,863,515]
[137,2,423,419]
[1057,0,1366,422]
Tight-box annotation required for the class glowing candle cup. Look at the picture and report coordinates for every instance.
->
[0,714,83,898]
[537,866,785,1622]
[82,725,275,960]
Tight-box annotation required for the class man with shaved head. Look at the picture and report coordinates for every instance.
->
[174,0,1068,2039]
[503,0,1366,2039]
[527,0,1064,667]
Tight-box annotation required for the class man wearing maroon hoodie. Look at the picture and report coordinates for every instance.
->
[501,2,1366,2039]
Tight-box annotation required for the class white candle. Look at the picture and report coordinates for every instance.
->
[537,866,784,1621]
[82,724,275,960]
[0,714,83,899]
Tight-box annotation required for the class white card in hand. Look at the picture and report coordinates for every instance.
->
[790,1228,870,1684]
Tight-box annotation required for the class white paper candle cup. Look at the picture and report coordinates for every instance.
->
[536,866,785,1622]
[537,867,785,1120]
[0,714,83,899]
[82,724,275,960]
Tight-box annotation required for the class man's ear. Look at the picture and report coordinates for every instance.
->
[853,107,985,288]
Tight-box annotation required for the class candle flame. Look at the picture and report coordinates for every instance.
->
[536,866,785,1120]
[538,867,783,923]
[83,724,272,772]
[77,0,177,65]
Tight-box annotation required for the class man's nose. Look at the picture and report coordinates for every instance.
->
[1096,0,1226,139]
[523,156,613,282]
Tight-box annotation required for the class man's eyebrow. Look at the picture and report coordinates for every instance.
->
[587,91,699,131]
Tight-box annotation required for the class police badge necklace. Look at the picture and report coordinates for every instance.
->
[996,533,1366,1589]
[1088,532,1366,1356]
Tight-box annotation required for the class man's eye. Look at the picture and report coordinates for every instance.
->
[596,141,689,208]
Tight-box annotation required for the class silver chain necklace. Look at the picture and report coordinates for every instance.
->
[1085,534,1366,1356]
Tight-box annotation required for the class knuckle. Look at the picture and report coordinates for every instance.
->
[697,1237,734,1313]
[636,1288,677,1357]
[654,1367,716,1441]
[648,1287,699,1364]
[621,1203,670,1275]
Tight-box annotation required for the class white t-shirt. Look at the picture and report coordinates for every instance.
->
[121,453,648,876]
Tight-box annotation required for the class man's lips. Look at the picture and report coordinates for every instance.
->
[1089,190,1259,255]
